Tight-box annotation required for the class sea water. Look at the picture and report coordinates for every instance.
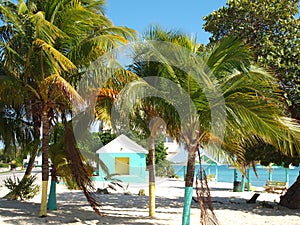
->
[172,164,300,187]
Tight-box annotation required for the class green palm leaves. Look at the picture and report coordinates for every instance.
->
[92,26,299,224]
[0,0,136,217]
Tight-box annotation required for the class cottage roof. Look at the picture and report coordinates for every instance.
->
[169,147,222,165]
[96,134,148,154]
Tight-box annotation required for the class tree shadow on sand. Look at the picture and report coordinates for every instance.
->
[209,192,300,218]
[0,190,195,225]
[1,185,299,225]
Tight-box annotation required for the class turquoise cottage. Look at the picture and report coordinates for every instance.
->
[96,134,148,183]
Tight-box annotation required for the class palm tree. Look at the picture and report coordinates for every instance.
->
[127,27,300,225]
[0,0,136,217]
[127,97,180,217]
[75,25,299,224]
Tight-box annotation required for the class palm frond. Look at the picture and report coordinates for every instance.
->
[44,73,84,108]
[204,36,253,76]
[30,11,67,45]
[64,122,102,216]
[34,38,76,73]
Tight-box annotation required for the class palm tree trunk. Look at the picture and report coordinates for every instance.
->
[24,149,38,178]
[182,146,197,225]
[148,137,156,217]
[40,107,50,217]
[279,173,300,209]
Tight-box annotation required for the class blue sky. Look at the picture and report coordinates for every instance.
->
[105,0,227,44]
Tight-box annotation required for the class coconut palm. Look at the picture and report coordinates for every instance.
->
[127,27,300,225]
[0,0,136,217]
[128,97,181,217]
[80,25,300,224]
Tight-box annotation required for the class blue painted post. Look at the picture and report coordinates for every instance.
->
[47,180,57,210]
[234,169,237,182]
[182,187,193,225]
[233,169,239,192]
[215,165,218,182]
[241,176,245,192]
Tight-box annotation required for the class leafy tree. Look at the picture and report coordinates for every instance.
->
[203,0,300,119]
[243,137,300,167]
[154,139,167,165]
[98,131,117,146]
[146,138,168,165]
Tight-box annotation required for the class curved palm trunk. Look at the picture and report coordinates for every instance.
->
[280,173,300,209]
[22,111,41,180]
[23,147,39,178]
[40,107,50,217]
[148,137,156,217]
[182,145,198,225]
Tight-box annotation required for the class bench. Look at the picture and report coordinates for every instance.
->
[263,181,287,193]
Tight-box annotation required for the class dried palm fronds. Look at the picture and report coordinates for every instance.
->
[196,148,219,225]
[64,121,102,216]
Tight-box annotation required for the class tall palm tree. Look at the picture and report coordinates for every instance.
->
[0,0,136,217]
[127,27,300,225]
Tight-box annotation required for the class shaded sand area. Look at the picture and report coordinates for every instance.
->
[0,174,300,225]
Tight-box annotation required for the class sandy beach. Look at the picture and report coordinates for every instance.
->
[0,172,299,225]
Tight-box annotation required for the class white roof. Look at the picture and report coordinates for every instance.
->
[96,134,148,154]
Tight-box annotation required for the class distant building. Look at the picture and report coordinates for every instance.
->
[96,134,148,183]
[164,136,182,160]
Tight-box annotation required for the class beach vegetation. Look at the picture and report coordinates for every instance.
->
[0,163,10,168]
[204,2,300,209]
[0,0,299,222]
[4,174,39,200]
[155,160,176,178]
[243,138,300,167]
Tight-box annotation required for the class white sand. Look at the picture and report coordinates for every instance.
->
[0,173,300,225]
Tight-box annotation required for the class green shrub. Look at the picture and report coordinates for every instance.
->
[156,160,176,178]
[63,178,81,190]
[0,163,10,168]
[4,175,40,200]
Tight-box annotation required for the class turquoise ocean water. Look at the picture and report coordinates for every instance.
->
[172,164,300,187]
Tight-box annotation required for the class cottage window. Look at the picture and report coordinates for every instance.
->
[115,157,130,175]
